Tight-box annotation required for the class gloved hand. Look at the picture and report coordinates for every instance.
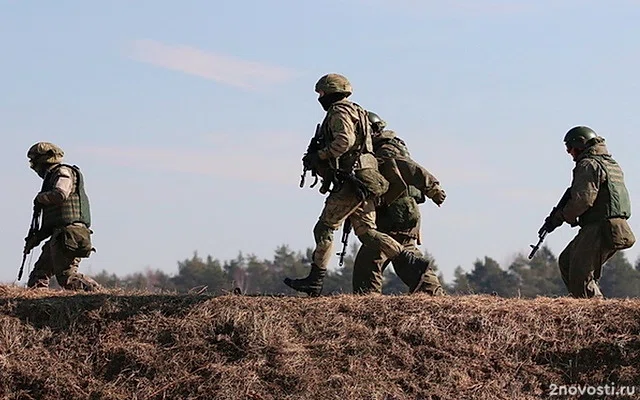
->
[431,188,446,206]
[540,210,564,235]
[302,151,321,170]
[24,234,42,253]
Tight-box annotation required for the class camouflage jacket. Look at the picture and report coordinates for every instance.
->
[561,138,631,226]
[373,130,443,240]
[373,130,443,206]
[37,163,91,237]
[317,99,377,172]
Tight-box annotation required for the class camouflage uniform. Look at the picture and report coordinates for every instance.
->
[284,74,435,296]
[352,123,446,295]
[25,142,101,291]
[546,128,634,298]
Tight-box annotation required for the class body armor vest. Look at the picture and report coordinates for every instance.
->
[40,164,92,236]
[578,154,631,225]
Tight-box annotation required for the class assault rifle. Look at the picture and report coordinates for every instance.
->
[19,204,42,280]
[336,218,352,266]
[528,188,571,259]
[299,123,322,189]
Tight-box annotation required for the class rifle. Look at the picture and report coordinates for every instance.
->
[299,123,322,189]
[19,204,42,281]
[528,188,571,259]
[336,218,352,266]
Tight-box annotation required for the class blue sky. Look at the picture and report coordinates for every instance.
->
[2,0,640,285]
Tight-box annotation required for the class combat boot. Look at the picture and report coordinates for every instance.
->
[411,269,447,296]
[283,264,326,297]
[393,250,435,292]
[65,274,102,292]
[413,280,447,296]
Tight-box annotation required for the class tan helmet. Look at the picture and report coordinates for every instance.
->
[315,73,352,96]
[27,142,64,166]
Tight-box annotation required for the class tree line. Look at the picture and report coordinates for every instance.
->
[88,244,640,298]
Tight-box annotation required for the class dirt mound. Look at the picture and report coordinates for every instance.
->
[0,285,638,400]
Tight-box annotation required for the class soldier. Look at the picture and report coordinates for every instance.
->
[24,142,101,291]
[284,73,435,296]
[352,111,446,295]
[542,126,635,298]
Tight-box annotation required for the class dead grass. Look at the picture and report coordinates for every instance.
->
[0,285,638,400]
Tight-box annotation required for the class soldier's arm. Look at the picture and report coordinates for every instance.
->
[318,110,356,160]
[394,156,442,198]
[35,166,74,205]
[378,157,409,206]
[561,159,605,224]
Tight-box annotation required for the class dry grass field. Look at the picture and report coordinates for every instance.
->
[0,286,638,400]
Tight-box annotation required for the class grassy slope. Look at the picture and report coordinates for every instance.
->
[0,286,639,400]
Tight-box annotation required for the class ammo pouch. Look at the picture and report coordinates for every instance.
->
[62,224,95,258]
[603,218,636,250]
[408,186,426,204]
[354,168,389,199]
[377,196,420,233]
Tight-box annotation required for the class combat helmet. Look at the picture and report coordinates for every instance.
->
[367,111,387,133]
[315,73,352,96]
[564,126,598,150]
[27,142,64,167]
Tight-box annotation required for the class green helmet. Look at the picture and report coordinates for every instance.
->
[367,111,387,133]
[27,142,64,166]
[564,126,598,150]
[315,73,352,96]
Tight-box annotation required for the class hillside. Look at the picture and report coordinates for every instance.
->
[0,286,638,400]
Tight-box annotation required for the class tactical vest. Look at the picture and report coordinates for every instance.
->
[578,154,631,225]
[374,134,423,238]
[40,164,92,235]
[320,101,374,172]
[373,134,410,158]
[376,195,421,238]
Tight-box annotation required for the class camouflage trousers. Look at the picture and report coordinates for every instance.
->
[27,230,100,291]
[352,234,444,295]
[312,183,405,272]
[558,222,616,298]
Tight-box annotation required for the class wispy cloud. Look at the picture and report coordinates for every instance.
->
[128,39,298,90]
[73,129,509,190]
[73,132,306,186]
[366,0,541,15]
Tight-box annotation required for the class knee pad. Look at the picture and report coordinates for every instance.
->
[313,221,334,245]
[356,229,378,248]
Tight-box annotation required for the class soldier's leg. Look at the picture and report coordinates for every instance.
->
[563,224,615,298]
[350,200,434,279]
[27,240,54,288]
[50,233,100,292]
[558,240,574,292]
[352,242,387,294]
[392,237,445,295]
[284,186,362,296]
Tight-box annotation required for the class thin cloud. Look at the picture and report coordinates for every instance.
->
[73,132,306,185]
[357,0,585,15]
[73,131,499,189]
[76,145,298,185]
[128,39,298,90]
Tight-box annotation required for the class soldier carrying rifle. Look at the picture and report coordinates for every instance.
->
[22,142,101,291]
[284,73,435,297]
[530,126,635,298]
